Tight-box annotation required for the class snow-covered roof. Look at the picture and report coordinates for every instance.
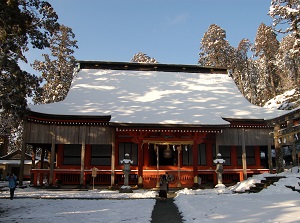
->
[0,160,38,165]
[29,62,290,125]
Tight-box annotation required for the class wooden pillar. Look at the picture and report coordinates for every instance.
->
[19,120,27,186]
[33,171,38,186]
[231,146,238,166]
[80,126,86,186]
[111,129,115,186]
[49,125,56,186]
[239,171,244,181]
[138,140,144,187]
[30,147,36,185]
[155,145,160,188]
[267,136,273,173]
[38,148,45,186]
[206,141,213,169]
[287,120,297,166]
[255,146,261,167]
[242,128,247,180]
[56,144,63,167]
[144,143,149,167]
[192,142,198,186]
[177,146,182,188]
[274,123,284,173]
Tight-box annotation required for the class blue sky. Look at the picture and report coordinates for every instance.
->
[24,0,274,72]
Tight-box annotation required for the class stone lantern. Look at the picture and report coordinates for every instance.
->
[119,153,133,193]
[213,153,225,187]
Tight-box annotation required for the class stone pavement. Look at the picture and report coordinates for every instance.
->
[151,194,183,223]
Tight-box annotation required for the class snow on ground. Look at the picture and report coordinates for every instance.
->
[1,168,300,223]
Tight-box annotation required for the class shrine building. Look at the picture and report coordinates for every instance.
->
[24,61,300,188]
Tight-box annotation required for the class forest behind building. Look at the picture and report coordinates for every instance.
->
[0,0,299,152]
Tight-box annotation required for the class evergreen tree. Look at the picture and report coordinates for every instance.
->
[269,0,300,55]
[198,24,234,68]
[254,23,280,99]
[232,39,252,96]
[32,25,78,104]
[0,0,59,120]
[246,59,261,105]
[131,52,158,63]
[276,34,299,90]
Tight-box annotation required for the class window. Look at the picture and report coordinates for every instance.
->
[213,146,231,165]
[237,146,255,165]
[118,142,138,166]
[63,144,81,165]
[198,143,206,165]
[91,144,112,166]
[182,145,193,166]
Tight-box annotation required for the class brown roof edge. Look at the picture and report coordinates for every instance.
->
[76,60,228,74]
[27,111,111,123]
[110,122,229,129]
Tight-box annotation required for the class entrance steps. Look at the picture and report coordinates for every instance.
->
[245,176,286,193]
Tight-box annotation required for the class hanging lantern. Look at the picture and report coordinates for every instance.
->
[164,144,172,158]
[185,145,188,151]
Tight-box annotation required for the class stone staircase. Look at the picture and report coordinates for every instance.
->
[245,176,286,193]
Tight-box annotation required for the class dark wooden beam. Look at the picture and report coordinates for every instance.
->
[77,60,228,74]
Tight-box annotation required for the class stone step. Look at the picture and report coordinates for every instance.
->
[254,183,267,188]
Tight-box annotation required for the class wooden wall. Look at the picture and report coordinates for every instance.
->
[26,123,113,144]
[216,128,273,146]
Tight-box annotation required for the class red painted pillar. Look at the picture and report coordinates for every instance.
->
[239,171,244,181]
[85,144,91,168]
[33,171,38,186]
[231,146,238,167]
[255,146,261,167]
[138,140,144,187]
[56,144,64,167]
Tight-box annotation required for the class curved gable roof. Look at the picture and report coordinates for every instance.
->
[29,61,289,126]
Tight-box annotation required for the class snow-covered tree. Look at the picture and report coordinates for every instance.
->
[269,0,300,55]
[276,34,300,90]
[32,25,78,104]
[254,23,280,99]
[246,59,261,105]
[131,52,158,63]
[198,24,234,68]
[232,39,252,96]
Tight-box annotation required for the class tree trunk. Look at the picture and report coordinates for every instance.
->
[274,124,284,173]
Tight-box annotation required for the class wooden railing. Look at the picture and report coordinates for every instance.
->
[30,168,271,187]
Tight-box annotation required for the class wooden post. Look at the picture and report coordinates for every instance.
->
[287,120,297,166]
[268,136,273,174]
[274,123,284,173]
[19,120,27,186]
[177,146,182,188]
[242,128,247,180]
[156,145,160,188]
[111,129,115,187]
[138,140,144,187]
[80,126,86,186]
[192,142,198,187]
[30,147,36,185]
[49,125,56,186]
